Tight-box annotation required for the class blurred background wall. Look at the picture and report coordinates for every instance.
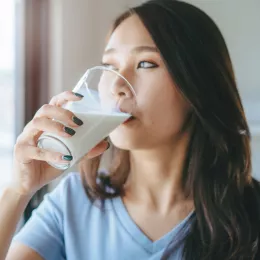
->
[48,0,260,177]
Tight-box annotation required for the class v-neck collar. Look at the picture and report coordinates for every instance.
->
[111,196,194,254]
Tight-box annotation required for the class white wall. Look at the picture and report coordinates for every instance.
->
[49,0,140,97]
[48,0,260,178]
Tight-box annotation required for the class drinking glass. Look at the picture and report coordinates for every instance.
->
[37,66,136,170]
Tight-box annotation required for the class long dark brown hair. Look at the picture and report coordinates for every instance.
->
[79,0,260,259]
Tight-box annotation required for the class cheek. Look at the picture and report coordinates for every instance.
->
[144,102,188,138]
[109,94,190,150]
[141,85,188,130]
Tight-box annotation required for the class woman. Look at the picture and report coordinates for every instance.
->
[1,0,260,259]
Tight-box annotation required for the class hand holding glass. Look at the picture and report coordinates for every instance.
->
[37,66,136,170]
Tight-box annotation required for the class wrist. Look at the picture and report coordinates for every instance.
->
[0,186,33,218]
[2,182,36,200]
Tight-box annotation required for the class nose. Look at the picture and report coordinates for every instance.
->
[111,71,135,99]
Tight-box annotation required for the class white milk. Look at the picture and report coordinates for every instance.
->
[38,110,130,169]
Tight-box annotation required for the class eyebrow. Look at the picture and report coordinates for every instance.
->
[103,46,159,55]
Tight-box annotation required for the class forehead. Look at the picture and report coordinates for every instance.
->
[105,14,156,52]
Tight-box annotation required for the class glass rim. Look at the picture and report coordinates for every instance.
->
[72,65,136,97]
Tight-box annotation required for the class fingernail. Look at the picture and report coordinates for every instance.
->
[64,126,76,136]
[62,155,73,161]
[73,92,84,98]
[106,142,110,150]
[72,116,83,126]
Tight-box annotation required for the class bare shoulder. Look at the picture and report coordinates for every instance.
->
[6,242,43,260]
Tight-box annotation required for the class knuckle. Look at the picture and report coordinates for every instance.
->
[64,90,72,96]
[15,132,29,146]
[53,153,62,161]
[14,143,26,161]
[36,148,44,158]
[49,96,56,104]
[41,104,51,113]
[23,121,31,130]
[15,134,24,144]
[31,117,40,127]
[14,143,21,155]
[54,121,64,132]
[45,151,59,162]
[65,109,74,118]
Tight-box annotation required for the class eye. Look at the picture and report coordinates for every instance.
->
[137,61,158,69]
[101,62,117,70]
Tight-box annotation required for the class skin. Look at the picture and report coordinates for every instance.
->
[2,92,108,259]
[3,14,194,260]
[104,15,194,241]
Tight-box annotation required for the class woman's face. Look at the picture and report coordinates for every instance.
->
[103,14,190,150]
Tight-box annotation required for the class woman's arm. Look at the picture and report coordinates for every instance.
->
[6,243,43,260]
[0,186,42,260]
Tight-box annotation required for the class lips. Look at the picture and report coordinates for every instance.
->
[123,115,136,124]
[119,108,136,120]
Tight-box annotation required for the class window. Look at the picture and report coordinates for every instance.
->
[0,0,15,186]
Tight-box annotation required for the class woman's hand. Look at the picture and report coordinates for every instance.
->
[11,91,109,196]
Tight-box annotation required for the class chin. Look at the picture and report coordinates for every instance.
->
[109,127,143,150]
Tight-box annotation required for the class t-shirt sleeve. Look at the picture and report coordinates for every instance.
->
[12,174,72,260]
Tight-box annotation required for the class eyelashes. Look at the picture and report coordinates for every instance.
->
[137,61,158,69]
[101,63,116,70]
[101,61,158,70]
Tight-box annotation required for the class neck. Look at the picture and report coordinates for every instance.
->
[124,132,192,214]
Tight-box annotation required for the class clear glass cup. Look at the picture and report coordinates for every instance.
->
[37,66,136,170]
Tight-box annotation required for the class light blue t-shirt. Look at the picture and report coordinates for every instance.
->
[13,172,194,260]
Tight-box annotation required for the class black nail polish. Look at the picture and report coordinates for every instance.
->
[62,155,73,161]
[73,92,84,98]
[72,116,83,126]
[64,126,76,136]
[106,142,110,150]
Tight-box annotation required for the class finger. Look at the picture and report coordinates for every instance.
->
[23,117,76,139]
[15,144,72,164]
[86,141,110,159]
[16,127,43,146]
[49,90,84,107]
[35,104,83,128]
